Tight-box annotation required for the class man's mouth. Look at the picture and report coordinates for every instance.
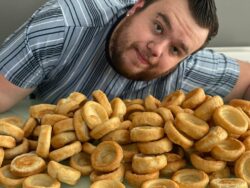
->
[135,49,149,66]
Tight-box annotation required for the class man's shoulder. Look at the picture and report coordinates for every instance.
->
[182,48,238,73]
[57,0,136,27]
[187,48,231,63]
[191,48,217,57]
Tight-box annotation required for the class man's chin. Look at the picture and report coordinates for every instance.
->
[109,61,157,80]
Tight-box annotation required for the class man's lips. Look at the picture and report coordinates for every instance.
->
[136,49,149,65]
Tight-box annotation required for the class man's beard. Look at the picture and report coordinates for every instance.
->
[109,15,157,81]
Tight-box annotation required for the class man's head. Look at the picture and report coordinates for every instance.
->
[109,0,218,80]
[142,0,219,45]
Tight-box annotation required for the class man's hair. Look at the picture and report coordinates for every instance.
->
[143,0,219,46]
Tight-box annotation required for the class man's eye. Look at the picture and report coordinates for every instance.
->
[154,23,163,34]
[170,47,179,56]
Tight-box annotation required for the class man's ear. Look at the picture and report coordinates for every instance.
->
[127,0,145,16]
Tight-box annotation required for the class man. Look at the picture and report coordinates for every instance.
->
[0,0,250,113]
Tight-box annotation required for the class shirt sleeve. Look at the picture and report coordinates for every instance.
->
[180,48,240,98]
[0,0,66,88]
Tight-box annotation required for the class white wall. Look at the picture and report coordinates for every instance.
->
[209,0,250,47]
[0,0,47,44]
[0,0,250,47]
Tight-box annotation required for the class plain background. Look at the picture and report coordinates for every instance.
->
[0,0,249,47]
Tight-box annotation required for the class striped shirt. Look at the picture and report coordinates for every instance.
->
[0,0,239,103]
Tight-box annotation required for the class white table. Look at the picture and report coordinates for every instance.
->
[208,46,250,62]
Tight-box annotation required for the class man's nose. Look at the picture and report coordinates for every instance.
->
[147,40,168,58]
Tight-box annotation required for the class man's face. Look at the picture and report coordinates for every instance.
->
[109,0,209,80]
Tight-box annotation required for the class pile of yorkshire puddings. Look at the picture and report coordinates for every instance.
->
[1,88,250,188]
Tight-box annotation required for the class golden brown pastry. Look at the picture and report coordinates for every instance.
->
[195,126,228,152]
[101,129,131,145]
[175,112,209,140]
[49,141,82,162]
[172,168,209,188]
[32,126,41,138]
[236,107,250,130]
[69,152,93,176]
[137,137,173,155]
[130,126,164,142]
[211,137,245,161]
[47,160,81,185]
[119,120,133,130]
[234,151,250,184]
[122,143,139,162]
[125,169,159,188]
[36,124,52,158]
[67,91,87,105]
[155,107,174,122]
[194,95,224,121]
[110,97,127,121]
[160,153,186,177]
[209,166,231,180]
[23,117,38,138]
[209,178,248,188]
[229,98,250,116]
[209,166,231,181]
[28,139,38,150]
[125,104,145,120]
[10,153,46,177]
[144,95,161,111]
[82,142,97,155]
[141,178,179,188]
[164,120,193,149]
[29,104,56,119]
[0,116,24,128]
[53,118,74,134]
[22,173,61,188]
[90,163,125,182]
[190,153,226,173]
[81,101,109,129]
[124,98,144,106]
[0,164,25,187]
[40,114,68,126]
[0,147,4,167]
[90,117,121,140]
[213,105,248,135]
[161,90,185,107]
[91,141,123,172]
[51,131,77,149]
[0,121,24,142]
[132,112,164,127]
[73,109,90,142]
[243,136,250,150]
[55,92,87,115]
[0,135,16,148]
[4,138,29,160]
[181,88,206,109]
[90,179,125,188]
[92,89,113,117]
[132,154,167,174]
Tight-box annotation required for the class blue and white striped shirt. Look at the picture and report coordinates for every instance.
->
[0,0,239,103]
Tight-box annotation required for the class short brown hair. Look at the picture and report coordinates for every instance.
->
[142,0,219,46]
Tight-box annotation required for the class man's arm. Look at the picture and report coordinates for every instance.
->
[224,60,250,101]
[0,75,35,113]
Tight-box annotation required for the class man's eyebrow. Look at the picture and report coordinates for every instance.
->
[157,12,189,54]
[180,43,189,54]
[157,12,172,30]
